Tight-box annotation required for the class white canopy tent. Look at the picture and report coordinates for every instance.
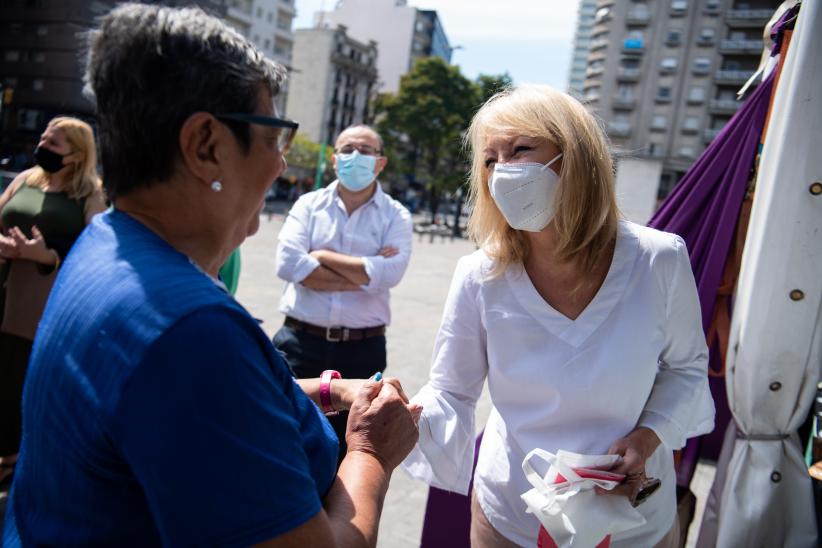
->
[701,2,822,546]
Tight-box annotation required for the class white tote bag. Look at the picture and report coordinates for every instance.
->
[520,449,646,547]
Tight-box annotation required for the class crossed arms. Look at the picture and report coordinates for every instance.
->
[301,247,399,291]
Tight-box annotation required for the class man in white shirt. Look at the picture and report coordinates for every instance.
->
[274,125,413,459]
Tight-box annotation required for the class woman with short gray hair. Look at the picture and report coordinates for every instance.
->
[3,4,420,546]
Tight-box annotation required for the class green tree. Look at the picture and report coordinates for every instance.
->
[286,133,331,171]
[373,57,480,224]
[477,72,513,104]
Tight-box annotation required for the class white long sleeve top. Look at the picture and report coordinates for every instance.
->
[275,181,413,328]
[402,220,715,546]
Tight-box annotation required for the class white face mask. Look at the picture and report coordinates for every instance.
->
[488,153,563,232]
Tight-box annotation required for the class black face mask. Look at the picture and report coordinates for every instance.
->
[34,145,66,173]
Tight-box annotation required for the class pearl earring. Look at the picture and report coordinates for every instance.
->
[211,180,222,192]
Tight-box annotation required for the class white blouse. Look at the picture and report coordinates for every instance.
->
[402,220,715,547]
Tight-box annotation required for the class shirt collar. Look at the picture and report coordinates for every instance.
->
[329,179,384,210]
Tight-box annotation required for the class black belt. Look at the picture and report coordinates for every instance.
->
[284,317,386,342]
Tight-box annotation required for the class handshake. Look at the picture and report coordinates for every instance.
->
[320,375,423,471]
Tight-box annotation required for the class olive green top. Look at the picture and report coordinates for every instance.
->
[1,183,86,259]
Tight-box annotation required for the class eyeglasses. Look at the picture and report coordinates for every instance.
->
[215,113,299,155]
[335,144,382,156]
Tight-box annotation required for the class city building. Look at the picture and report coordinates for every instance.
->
[0,0,294,155]
[582,0,780,199]
[223,0,295,114]
[285,26,378,145]
[0,0,121,153]
[313,0,452,93]
[568,0,598,96]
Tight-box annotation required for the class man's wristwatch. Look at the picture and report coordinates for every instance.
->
[319,370,341,415]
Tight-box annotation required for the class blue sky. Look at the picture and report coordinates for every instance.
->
[293,0,581,90]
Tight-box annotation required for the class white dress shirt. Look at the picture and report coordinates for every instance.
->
[402,220,715,546]
[275,181,413,328]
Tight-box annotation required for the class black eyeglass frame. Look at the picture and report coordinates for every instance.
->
[215,113,299,154]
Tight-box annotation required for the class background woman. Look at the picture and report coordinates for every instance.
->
[402,85,715,547]
[0,116,105,487]
[3,5,420,546]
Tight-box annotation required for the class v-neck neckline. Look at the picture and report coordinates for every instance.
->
[505,220,638,348]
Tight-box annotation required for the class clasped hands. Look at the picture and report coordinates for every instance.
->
[0,225,57,265]
[336,376,422,470]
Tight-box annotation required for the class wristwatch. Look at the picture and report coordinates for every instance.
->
[319,370,341,415]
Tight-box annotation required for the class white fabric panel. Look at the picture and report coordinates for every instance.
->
[715,3,822,546]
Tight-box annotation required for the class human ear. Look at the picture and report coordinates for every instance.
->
[178,112,223,188]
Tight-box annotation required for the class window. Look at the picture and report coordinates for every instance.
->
[678,146,696,158]
[32,79,44,91]
[693,57,711,74]
[617,84,634,98]
[688,86,706,103]
[651,115,667,130]
[4,50,20,62]
[620,57,640,69]
[666,29,682,45]
[671,0,688,12]
[683,116,700,130]
[253,34,260,44]
[657,86,672,100]
[698,28,716,46]
[595,6,611,23]
[256,7,263,17]
[36,25,48,36]
[267,12,273,22]
[705,0,721,12]
[660,57,678,72]
[33,52,45,63]
[264,38,270,50]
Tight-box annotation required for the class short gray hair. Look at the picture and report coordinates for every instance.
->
[85,3,286,198]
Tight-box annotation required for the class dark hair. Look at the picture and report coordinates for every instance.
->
[84,3,286,198]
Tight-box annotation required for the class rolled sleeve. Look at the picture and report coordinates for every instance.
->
[361,206,412,292]
[639,237,715,449]
[275,198,320,283]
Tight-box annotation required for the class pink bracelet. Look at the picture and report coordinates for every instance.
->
[319,370,341,415]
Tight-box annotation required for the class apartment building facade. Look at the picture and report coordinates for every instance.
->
[313,0,452,93]
[582,0,780,197]
[285,26,378,145]
[568,0,598,95]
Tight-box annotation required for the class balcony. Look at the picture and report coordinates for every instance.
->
[719,39,764,54]
[704,128,722,141]
[715,69,755,84]
[612,96,636,110]
[585,65,605,77]
[709,98,740,114]
[726,9,774,28]
[626,10,650,25]
[590,37,610,51]
[616,67,641,81]
[607,122,632,137]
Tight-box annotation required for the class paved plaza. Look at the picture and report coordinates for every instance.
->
[235,203,714,547]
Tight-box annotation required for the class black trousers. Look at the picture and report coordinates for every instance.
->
[272,324,386,465]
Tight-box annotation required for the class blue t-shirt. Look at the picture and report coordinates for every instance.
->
[3,210,338,547]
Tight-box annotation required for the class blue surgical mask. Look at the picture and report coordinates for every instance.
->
[335,151,377,191]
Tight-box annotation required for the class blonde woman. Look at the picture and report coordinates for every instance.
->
[402,85,714,547]
[0,116,106,484]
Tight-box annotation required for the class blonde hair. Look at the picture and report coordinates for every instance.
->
[465,84,619,277]
[27,116,102,201]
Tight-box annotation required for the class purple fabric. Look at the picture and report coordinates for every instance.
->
[420,433,483,548]
[647,72,774,484]
[770,4,800,55]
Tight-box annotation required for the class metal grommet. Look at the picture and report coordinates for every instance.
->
[771,471,782,483]
[789,289,804,301]
[769,381,782,391]
[810,182,822,195]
